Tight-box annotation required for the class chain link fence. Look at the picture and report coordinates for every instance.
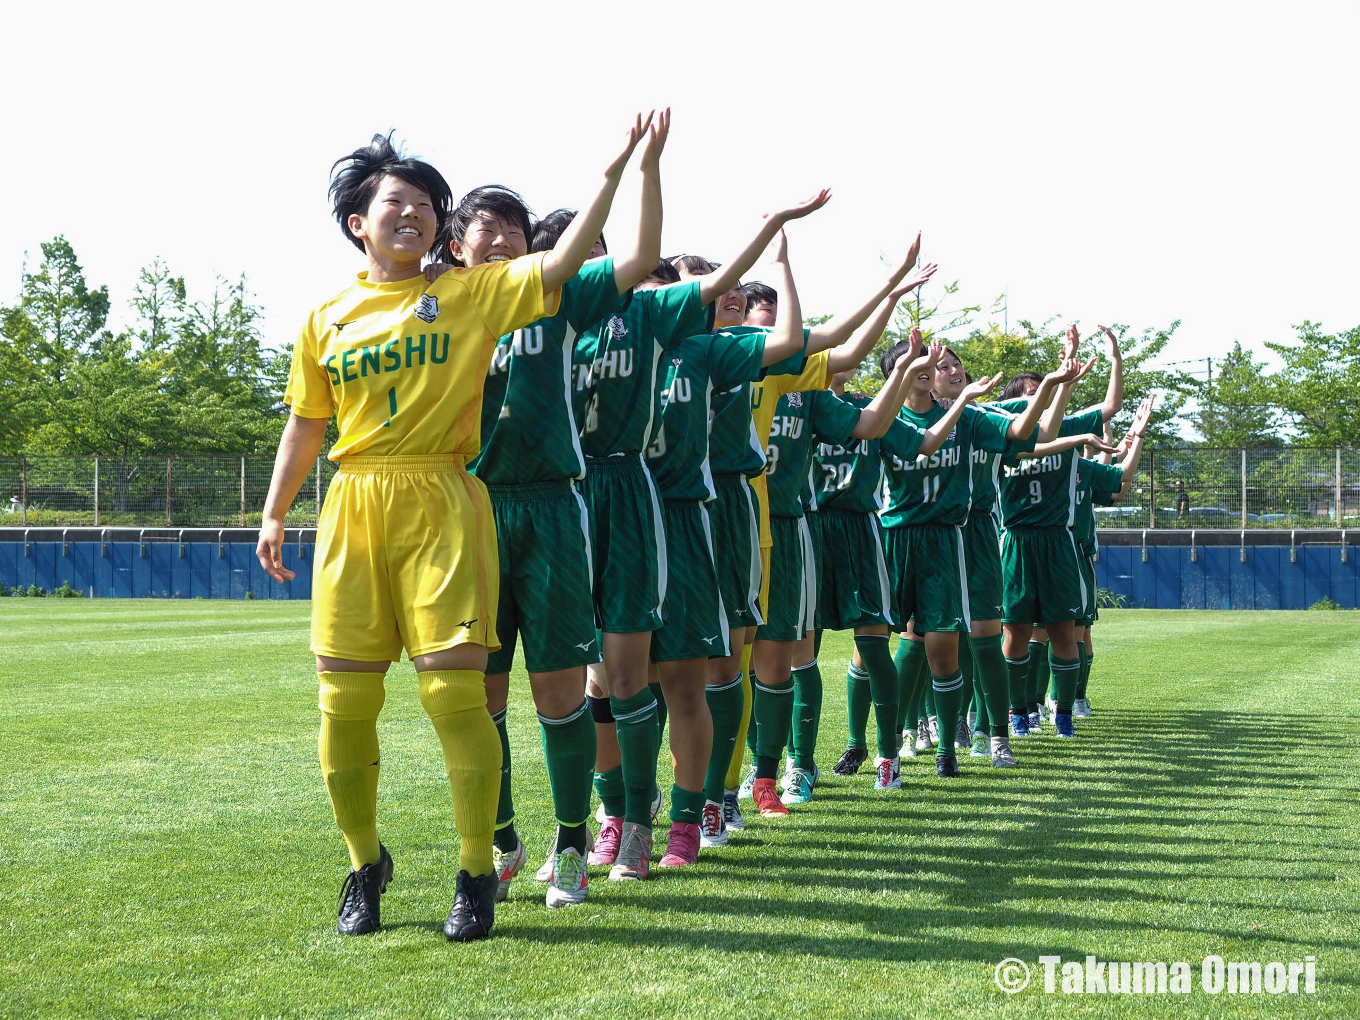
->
[1,449,1357,528]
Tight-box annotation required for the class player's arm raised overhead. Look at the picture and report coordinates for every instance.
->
[819,265,934,375]
[609,108,670,294]
[697,189,833,307]
[919,367,1006,456]
[852,333,943,439]
[1037,325,1097,442]
[256,414,329,582]
[806,230,938,358]
[542,112,653,292]
[758,229,806,367]
[1004,356,1086,441]
[1069,324,1125,424]
[1110,396,1155,500]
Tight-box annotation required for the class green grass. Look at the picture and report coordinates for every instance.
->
[2,603,1357,1019]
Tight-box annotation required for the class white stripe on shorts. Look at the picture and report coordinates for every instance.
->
[954,525,973,632]
[641,458,669,613]
[698,505,732,658]
[797,515,817,635]
[741,481,765,626]
[868,515,896,627]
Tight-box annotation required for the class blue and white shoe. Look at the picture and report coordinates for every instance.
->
[1074,698,1092,718]
[1027,710,1043,733]
[1055,713,1076,738]
[1011,711,1031,737]
[780,767,815,805]
[722,791,745,831]
[737,766,757,800]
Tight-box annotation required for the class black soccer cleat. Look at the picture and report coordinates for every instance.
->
[831,747,868,776]
[337,844,393,936]
[444,870,497,942]
[936,755,960,779]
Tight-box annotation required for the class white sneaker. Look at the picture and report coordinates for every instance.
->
[699,800,728,848]
[915,721,930,752]
[492,837,526,903]
[966,710,977,732]
[1074,698,1091,718]
[737,765,757,800]
[722,790,745,831]
[545,847,588,907]
[651,785,664,823]
[873,756,902,790]
[536,828,594,882]
[927,716,940,746]
[781,755,794,791]
[955,719,970,749]
[609,823,653,882]
[991,737,1017,768]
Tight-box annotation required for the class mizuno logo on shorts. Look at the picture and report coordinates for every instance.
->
[575,640,595,651]
[701,635,720,645]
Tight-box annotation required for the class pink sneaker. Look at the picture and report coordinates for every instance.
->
[588,816,622,866]
[658,822,700,868]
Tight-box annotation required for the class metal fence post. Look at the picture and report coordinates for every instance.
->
[240,456,246,527]
[20,456,27,526]
[94,456,100,526]
[166,457,173,526]
[1149,449,1156,529]
[1241,448,1248,529]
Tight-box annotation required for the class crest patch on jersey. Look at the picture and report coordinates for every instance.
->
[415,294,440,323]
[947,426,957,442]
[672,358,683,367]
[607,315,628,340]
[788,392,803,408]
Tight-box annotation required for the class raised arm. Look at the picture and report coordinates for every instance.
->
[256,414,329,582]
[698,189,832,306]
[758,230,805,367]
[1005,357,1081,441]
[543,112,652,293]
[851,338,940,438]
[824,267,936,373]
[919,369,1003,456]
[1111,396,1154,498]
[1089,325,1125,423]
[807,231,936,353]
[611,109,669,293]
[1017,433,1116,460]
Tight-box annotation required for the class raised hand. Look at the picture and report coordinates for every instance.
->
[423,261,455,283]
[1098,324,1122,362]
[1063,323,1080,361]
[1130,394,1156,435]
[898,230,923,275]
[772,188,833,224]
[605,111,655,180]
[1081,433,1118,455]
[960,371,1004,404]
[639,107,671,173]
[770,228,789,265]
[895,262,939,297]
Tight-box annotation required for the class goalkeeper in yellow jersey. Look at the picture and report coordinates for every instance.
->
[255,119,650,942]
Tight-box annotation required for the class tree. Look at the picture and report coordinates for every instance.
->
[129,258,186,358]
[1264,321,1360,447]
[1181,341,1277,447]
[14,237,111,383]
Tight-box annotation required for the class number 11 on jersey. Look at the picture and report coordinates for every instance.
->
[383,386,397,427]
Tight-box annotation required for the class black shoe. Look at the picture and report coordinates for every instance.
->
[832,747,868,776]
[936,755,960,779]
[337,844,393,935]
[444,870,497,942]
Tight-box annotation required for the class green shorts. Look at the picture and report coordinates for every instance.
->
[1077,541,1098,627]
[582,457,666,633]
[963,510,1004,622]
[486,480,600,674]
[817,510,898,631]
[1001,525,1088,626]
[755,515,817,642]
[710,473,763,630]
[651,501,732,662]
[883,523,970,634]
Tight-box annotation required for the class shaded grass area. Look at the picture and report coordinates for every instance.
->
[1,603,1356,1019]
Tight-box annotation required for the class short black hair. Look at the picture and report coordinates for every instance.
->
[880,336,919,378]
[742,281,777,311]
[531,207,607,255]
[1001,371,1043,400]
[669,254,720,276]
[640,260,681,287]
[329,131,452,257]
[441,184,534,266]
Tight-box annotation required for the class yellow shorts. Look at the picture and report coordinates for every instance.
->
[311,455,499,662]
[758,543,772,623]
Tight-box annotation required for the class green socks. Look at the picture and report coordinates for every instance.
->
[1027,640,1049,710]
[670,783,705,825]
[746,668,760,757]
[650,680,668,744]
[855,634,899,760]
[610,689,660,825]
[704,674,745,804]
[539,701,595,853]
[1077,641,1091,700]
[931,669,966,759]
[1050,650,1082,714]
[790,658,823,771]
[593,765,625,819]
[844,660,871,752]
[753,672,794,779]
[1006,653,1031,713]
[970,633,1011,739]
[491,707,518,852]
[893,638,929,739]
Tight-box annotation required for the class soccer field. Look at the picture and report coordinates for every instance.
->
[2,603,1356,1019]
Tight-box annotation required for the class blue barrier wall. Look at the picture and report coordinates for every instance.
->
[0,542,312,600]
[1094,545,1357,610]
[2,540,1356,608]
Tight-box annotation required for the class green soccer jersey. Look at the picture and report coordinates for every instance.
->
[573,279,714,459]
[947,401,1038,516]
[707,326,809,478]
[764,389,865,518]
[644,330,767,501]
[472,258,624,485]
[814,391,896,514]
[997,408,1105,528]
[879,403,1009,528]
[1073,456,1123,547]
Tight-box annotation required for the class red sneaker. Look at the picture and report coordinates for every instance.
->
[751,778,790,818]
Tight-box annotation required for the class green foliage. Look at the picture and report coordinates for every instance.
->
[1095,587,1130,609]
[0,581,8,597]
[24,584,46,597]
[52,580,84,598]
[1309,596,1346,611]
[1180,341,1278,447]
[1265,321,1360,447]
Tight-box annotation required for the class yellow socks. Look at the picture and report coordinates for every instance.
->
[418,669,501,876]
[724,643,755,790]
[318,672,386,871]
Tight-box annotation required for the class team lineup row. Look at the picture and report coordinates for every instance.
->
[254,111,1154,943]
